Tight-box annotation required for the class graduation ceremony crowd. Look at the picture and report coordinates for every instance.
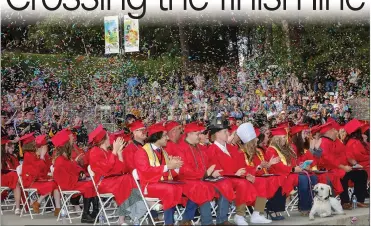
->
[1,66,370,225]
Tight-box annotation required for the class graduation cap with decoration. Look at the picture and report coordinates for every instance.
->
[207,116,230,136]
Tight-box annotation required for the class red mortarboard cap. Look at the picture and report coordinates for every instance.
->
[344,119,363,135]
[310,125,321,135]
[1,138,10,145]
[196,121,206,130]
[327,117,336,123]
[228,117,236,122]
[19,133,35,145]
[51,131,70,147]
[128,120,145,132]
[332,121,342,131]
[310,125,320,135]
[277,122,289,128]
[291,124,309,135]
[61,128,72,136]
[109,131,131,144]
[165,121,181,132]
[88,125,107,144]
[271,127,288,136]
[254,128,261,137]
[361,123,370,133]
[35,135,48,147]
[318,122,334,134]
[184,122,204,134]
[228,125,238,133]
[148,123,166,137]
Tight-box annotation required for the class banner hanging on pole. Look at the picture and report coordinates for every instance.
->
[104,16,120,54]
[123,15,139,52]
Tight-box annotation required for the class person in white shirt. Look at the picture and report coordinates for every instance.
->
[237,68,247,86]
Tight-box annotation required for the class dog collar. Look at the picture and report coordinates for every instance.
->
[324,195,330,200]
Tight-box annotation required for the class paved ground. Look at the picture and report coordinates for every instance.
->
[1,207,369,225]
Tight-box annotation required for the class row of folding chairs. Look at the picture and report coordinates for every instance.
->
[4,164,368,225]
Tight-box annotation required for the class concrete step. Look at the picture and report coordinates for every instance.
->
[1,207,369,225]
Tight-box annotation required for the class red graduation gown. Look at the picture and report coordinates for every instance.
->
[71,144,88,174]
[207,143,257,206]
[1,154,20,189]
[134,148,183,210]
[176,140,235,203]
[245,148,286,199]
[164,140,179,156]
[123,141,141,173]
[313,137,345,195]
[21,152,57,195]
[89,147,135,205]
[346,139,370,178]
[265,146,298,196]
[53,155,95,198]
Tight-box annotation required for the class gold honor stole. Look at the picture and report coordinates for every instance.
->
[243,149,268,174]
[269,146,289,166]
[142,143,173,181]
[304,149,318,171]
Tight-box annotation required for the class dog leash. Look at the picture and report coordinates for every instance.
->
[300,170,314,201]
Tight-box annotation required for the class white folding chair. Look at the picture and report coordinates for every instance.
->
[285,190,299,217]
[87,165,118,225]
[1,186,15,214]
[16,164,55,219]
[50,166,83,223]
[132,169,183,225]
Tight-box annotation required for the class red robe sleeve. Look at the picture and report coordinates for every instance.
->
[134,149,166,183]
[89,147,126,178]
[265,147,292,175]
[123,143,137,173]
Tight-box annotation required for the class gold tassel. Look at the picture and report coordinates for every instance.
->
[19,142,23,157]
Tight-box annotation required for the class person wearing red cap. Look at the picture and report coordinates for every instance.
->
[123,120,147,173]
[1,139,21,215]
[265,127,300,186]
[62,128,88,173]
[290,124,320,216]
[20,133,61,216]
[207,118,259,225]
[88,125,146,225]
[134,122,184,225]
[164,121,182,156]
[311,121,367,210]
[174,122,235,225]
[344,119,370,178]
[341,119,369,208]
[52,130,98,223]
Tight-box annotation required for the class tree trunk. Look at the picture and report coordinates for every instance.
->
[281,20,292,68]
[228,25,239,68]
[265,22,273,53]
[178,19,189,77]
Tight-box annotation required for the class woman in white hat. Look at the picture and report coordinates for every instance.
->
[236,123,287,221]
